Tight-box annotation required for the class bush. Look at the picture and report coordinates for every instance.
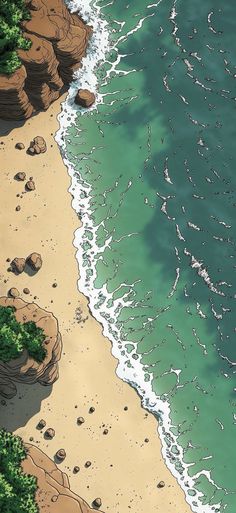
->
[0,429,39,513]
[0,306,46,363]
[0,0,31,74]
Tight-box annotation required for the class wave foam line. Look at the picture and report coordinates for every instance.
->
[56,2,222,512]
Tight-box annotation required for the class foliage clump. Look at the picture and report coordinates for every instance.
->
[0,429,39,513]
[0,0,31,74]
[0,306,47,363]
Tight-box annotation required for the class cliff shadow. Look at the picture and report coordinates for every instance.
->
[0,118,25,138]
[0,382,52,432]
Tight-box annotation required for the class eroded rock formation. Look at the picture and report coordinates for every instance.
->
[0,0,91,120]
[0,297,62,398]
[22,444,104,513]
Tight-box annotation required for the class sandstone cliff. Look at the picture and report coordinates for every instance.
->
[22,444,104,513]
[0,297,62,398]
[0,0,91,120]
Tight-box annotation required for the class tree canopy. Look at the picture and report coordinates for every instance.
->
[0,0,31,74]
[0,305,47,363]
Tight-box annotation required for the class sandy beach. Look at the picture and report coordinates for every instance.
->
[0,98,192,513]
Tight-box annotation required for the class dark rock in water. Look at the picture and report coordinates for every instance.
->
[45,428,55,439]
[56,449,66,461]
[27,252,42,271]
[26,180,35,191]
[15,172,26,181]
[11,257,26,274]
[75,89,95,108]
[77,416,85,425]
[37,419,46,430]
[157,480,165,488]
[93,498,102,508]
[8,288,20,298]
[15,142,25,150]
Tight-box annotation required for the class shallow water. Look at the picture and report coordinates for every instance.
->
[60,1,236,511]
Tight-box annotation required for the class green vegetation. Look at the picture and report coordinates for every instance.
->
[0,0,31,74]
[0,429,38,513]
[0,306,46,363]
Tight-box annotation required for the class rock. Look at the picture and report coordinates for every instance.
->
[93,498,102,509]
[144,438,149,443]
[89,406,95,413]
[77,417,85,425]
[15,142,25,150]
[157,480,165,488]
[124,406,128,411]
[73,466,80,474]
[56,449,66,461]
[52,282,57,288]
[8,288,20,298]
[22,444,105,513]
[23,288,30,295]
[11,257,26,274]
[85,461,91,468]
[28,136,47,155]
[103,429,108,435]
[75,89,95,108]
[45,428,55,439]
[0,297,62,399]
[15,172,26,181]
[37,419,46,430]
[26,180,36,191]
[26,253,42,272]
[15,205,21,211]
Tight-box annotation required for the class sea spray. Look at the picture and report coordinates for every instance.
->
[54,1,235,512]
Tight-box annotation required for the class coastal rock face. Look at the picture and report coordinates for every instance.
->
[0,297,62,399]
[0,0,91,120]
[22,444,104,513]
[75,89,95,108]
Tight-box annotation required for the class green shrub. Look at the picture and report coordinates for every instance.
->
[0,429,39,513]
[0,306,46,363]
[0,0,31,74]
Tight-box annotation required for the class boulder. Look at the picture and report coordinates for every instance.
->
[15,172,26,181]
[11,257,26,274]
[0,297,62,398]
[75,89,95,108]
[28,136,47,155]
[15,142,25,150]
[26,180,36,191]
[8,288,20,298]
[26,252,42,271]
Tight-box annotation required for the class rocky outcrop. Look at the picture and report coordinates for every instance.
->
[0,297,62,398]
[22,444,104,513]
[75,89,95,108]
[0,0,92,120]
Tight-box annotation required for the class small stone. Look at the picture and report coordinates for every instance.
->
[45,428,55,439]
[11,257,26,274]
[6,258,11,262]
[51,496,58,503]
[124,406,128,411]
[28,146,35,155]
[89,407,95,414]
[29,436,34,441]
[75,89,95,108]
[15,172,26,181]
[26,180,35,191]
[23,288,30,294]
[37,419,46,429]
[52,282,57,288]
[15,205,21,211]
[144,438,149,443]
[56,449,66,461]
[103,429,108,435]
[93,498,102,508]
[157,481,165,488]
[77,417,85,425]
[28,136,47,155]
[26,253,42,271]
[15,142,25,150]
[73,466,80,474]
[8,287,20,298]
[85,461,91,468]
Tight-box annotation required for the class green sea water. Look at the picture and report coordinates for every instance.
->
[63,1,236,511]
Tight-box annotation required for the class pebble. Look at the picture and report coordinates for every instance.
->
[23,288,30,294]
[85,461,91,468]
[56,449,66,461]
[73,466,80,474]
[157,480,165,488]
[37,419,46,429]
[8,287,20,298]
[15,172,26,181]
[15,205,21,211]
[93,498,102,508]
[15,142,25,150]
[103,429,108,435]
[89,407,95,414]
[45,428,55,439]
[77,417,85,425]
[26,180,35,191]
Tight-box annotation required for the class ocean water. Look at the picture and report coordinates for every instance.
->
[57,1,236,512]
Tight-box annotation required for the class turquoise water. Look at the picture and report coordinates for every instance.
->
[64,1,236,511]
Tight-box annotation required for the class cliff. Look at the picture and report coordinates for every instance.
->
[0,0,91,120]
[0,297,62,398]
[22,444,104,513]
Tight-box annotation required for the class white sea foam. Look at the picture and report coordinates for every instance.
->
[55,1,222,512]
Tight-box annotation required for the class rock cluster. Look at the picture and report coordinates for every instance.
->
[22,444,105,513]
[11,253,42,274]
[0,297,62,399]
[0,0,92,120]
[27,136,47,155]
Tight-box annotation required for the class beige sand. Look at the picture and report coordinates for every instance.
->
[0,98,192,513]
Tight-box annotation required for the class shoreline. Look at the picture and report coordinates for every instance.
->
[0,96,193,513]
